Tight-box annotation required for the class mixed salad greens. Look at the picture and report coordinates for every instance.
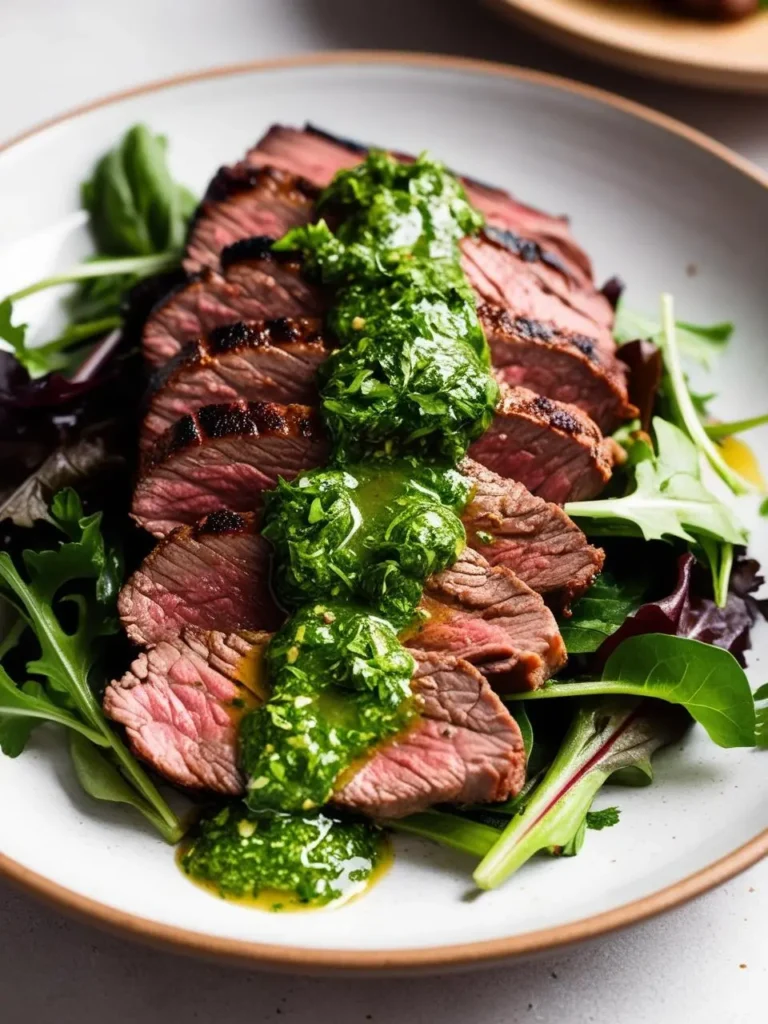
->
[0,125,766,906]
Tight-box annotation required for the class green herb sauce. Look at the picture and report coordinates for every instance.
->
[183,151,493,907]
[181,804,385,908]
[262,459,471,627]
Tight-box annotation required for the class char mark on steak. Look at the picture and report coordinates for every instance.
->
[334,650,526,818]
[142,245,322,367]
[461,231,615,351]
[105,633,526,811]
[118,510,284,647]
[469,381,614,504]
[132,400,328,537]
[141,318,329,451]
[184,165,317,274]
[479,304,636,434]
[408,548,567,691]
[103,628,269,794]
[246,124,599,287]
[460,458,604,608]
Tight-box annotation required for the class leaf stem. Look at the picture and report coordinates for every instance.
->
[387,810,499,858]
[705,414,768,441]
[659,293,756,496]
[5,253,178,303]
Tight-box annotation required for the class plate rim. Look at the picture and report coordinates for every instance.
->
[1,49,766,972]
[483,0,768,92]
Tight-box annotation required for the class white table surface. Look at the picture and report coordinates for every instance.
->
[0,2,765,1021]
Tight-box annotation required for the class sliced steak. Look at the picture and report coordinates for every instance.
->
[469,382,614,504]
[141,318,328,451]
[184,165,317,273]
[142,241,322,367]
[246,124,593,282]
[103,628,268,794]
[132,401,327,537]
[105,636,525,810]
[462,231,615,352]
[408,548,566,690]
[480,305,635,433]
[118,510,284,647]
[460,458,604,607]
[334,650,526,818]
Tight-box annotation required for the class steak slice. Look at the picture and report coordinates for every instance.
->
[246,124,593,282]
[118,510,284,647]
[460,458,604,607]
[141,318,328,451]
[142,241,322,367]
[408,548,566,690]
[132,401,327,537]
[480,305,636,434]
[334,651,526,818]
[469,382,614,504]
[105,636,525,810]
[103,628,268,794]
[184,165,317,273]
[462,231,615,352]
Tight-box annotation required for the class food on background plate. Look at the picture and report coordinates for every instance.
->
[0,122,765,911]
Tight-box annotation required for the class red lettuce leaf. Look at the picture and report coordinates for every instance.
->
[617,339,663,433]
[598,553,767,666]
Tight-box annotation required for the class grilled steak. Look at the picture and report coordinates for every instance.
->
[480,305,635,433]
[334,650,526,818]
[103,628,268,793]
[470,382,614,504]
[142,241,322,367]
[409,548,566,690]
[132,401,327,537]
[141,318,328,451]
[460,458,604,606]
[118,510,283,646]
[462,231,615,351]
[246,124,593,281]
[121,462,597,647]
[105,636,525,810]
[184,165,316,273]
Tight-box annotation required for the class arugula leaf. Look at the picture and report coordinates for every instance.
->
[761,498,768,517]
[614,303,733,369]
[558,567,651,654]
[507,633,756,748]
[658,294,759,496]
[473,698,688,889]
[704,414,768,441]
[566,418,748,604]
[586,806,620,830]
[0,489,182,841]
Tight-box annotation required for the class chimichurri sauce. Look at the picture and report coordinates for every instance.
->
[181,150,494,909]
[181,805,387,909]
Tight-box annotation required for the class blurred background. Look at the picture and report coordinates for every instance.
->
[0,2,765,1023]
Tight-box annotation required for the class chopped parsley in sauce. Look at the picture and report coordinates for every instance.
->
[182,150,492,908]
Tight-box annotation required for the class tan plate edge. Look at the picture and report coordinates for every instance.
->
[484,0,768,92]
[1,50,767,972]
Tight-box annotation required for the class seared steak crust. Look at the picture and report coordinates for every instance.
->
[409,548,567,690]
[132,401,328,537]
[460,458,604,606]
[184,165,317,273]
[141,318,328,450]
[469,382,614,504]
[142,249,322,367]
[480,305,636,433]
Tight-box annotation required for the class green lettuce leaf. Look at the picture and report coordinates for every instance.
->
[507,633,756,748]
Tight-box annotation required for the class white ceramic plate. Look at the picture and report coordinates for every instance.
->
[0,53,766,972]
